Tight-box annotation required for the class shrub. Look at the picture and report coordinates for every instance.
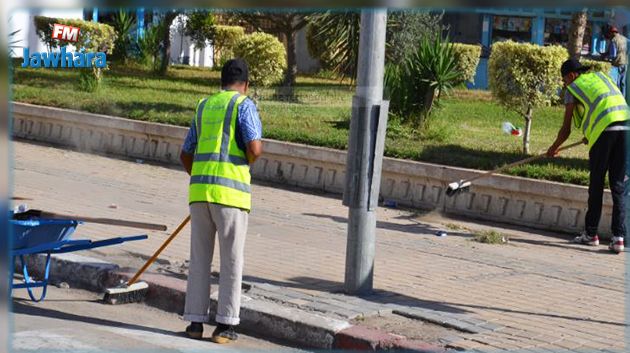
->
[111,10,136,63]
[488,41,567,154]
[385,35,460,128]
[214,25,245,66]
[233,32,286,89]
[386,11,447,63]
[581,58,612,75]
[137,22,168,72]
[452,43,481,84]
[33,16,117,91]
[33,16,117,53]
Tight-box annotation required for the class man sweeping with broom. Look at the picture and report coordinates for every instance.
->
[547,59,629,253]
[179,58,263,343]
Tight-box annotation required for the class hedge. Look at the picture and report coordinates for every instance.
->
[581,58,612,75]
[489,41,567,109]
[233,32,286,87]
[213,25,245,66]
[452,43,481,84]
[33,16,116,54]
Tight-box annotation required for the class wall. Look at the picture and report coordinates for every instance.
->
[11,102,616,237]
[296,27,320,74]
[170,14,213,67]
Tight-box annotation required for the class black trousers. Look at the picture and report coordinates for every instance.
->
[585,126,629,238]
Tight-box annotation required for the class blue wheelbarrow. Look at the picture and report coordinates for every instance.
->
[9,210,160,302]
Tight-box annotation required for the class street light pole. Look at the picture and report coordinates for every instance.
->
[343,9,388,295]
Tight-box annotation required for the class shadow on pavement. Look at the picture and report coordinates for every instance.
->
[241,275,470,315]
[442,301,628,327]
[12,300,183,338]
[302,212,442,235]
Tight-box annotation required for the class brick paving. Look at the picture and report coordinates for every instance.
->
[12,140,628,352]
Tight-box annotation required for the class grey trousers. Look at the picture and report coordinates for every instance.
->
[183,202,248,326]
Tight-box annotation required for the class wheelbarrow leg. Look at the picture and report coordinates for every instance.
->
[8,254,15,299]
[18,253,51,302]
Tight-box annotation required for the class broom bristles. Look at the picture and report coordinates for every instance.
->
[102,281,149,305]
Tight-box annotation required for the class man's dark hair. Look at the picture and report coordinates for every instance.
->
[221,58,249,87]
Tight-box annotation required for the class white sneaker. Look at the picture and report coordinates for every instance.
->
[609,237,624,254]
[572,232,600,246]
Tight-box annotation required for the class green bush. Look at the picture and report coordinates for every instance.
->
[581,58,612,75]
[33,16,116,53]
[386,11,447,63]
[111,10,136,63]
[233,32,286,88]
[452,43,481,84]
[78,69,100,92]
[385,35,459,128]
[137,22,168,72]
[489,41,568,153]
[33,16,117,90]
[214,25,245,66]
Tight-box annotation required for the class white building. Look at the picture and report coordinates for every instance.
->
[9,8,83,56]
[169,14,213,68]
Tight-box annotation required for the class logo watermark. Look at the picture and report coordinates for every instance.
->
[21,23,107,69]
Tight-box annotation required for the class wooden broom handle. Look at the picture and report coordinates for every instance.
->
[127,215,191,286]
[463,140,584,185]
[36,211,168,231]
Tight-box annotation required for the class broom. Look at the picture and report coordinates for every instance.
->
[103,215,191,304]
[446,140,583,197]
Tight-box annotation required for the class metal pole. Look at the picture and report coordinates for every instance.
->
[343,9,388,295]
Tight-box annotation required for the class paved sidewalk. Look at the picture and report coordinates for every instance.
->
[12,285,306,352]
[12,141,629,352]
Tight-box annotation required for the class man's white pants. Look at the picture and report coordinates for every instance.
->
[184,202,248,326]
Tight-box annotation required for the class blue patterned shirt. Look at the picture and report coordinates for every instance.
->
[182,95,263,155]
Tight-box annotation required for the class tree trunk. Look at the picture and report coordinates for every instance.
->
[568,9,588,60]
[420,87,438,128]
[523,106,533,154]
[159,12,178,75]
[280,30,298,99]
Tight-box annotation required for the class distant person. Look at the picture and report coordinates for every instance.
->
[180,58,263,343]
[547,59,629,253]
[603,25,628,95]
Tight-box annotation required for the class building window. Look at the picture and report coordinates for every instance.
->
[544,18,570,46]
[492,15,532,43]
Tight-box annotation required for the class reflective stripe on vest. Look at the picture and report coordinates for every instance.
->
[567,72,629,148]
[189,91,251,210]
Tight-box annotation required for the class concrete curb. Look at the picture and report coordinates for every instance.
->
[12,101,617,236]
[15,253,446,352]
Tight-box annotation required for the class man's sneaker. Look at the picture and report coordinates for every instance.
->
[211,324,238,344]
[572,232,600,246]
[185,322,203,339]
[609,236,625,254]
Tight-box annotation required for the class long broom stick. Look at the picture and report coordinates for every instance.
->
[103,215,191,304]
[446,140,583,197]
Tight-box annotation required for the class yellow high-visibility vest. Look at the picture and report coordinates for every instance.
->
[189,91,251,210]
[567,72,629,149]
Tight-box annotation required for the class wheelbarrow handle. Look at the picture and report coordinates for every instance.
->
[14,210,167,231]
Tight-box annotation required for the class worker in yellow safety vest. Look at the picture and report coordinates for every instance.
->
[547,58,629,254]
[180,58,263,343]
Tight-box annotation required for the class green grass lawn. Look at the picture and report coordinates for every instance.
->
[11,63,591,186]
